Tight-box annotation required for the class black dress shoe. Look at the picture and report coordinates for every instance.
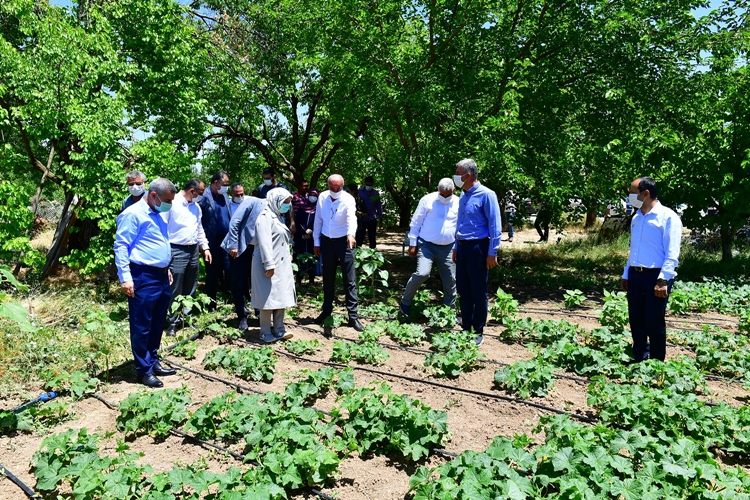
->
[348,318,364,332]
[313,313,331,325]
[165,325,176,337]
[137,372,164,388]
[152,361,176,376]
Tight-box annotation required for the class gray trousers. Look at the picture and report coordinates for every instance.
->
[259,309,285,336]
[168,244,200,327]
[402,238,457,306]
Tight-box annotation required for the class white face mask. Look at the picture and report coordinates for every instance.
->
[438,194,451,205]
[453,174,465,189]
[128,184,145,196]
[329,190,342,200]
[193,195,203,204]
[308,196,318,203]
[218,185,228,195]
[629,193,644,209]
[233,197,243,204]
[263,179,273,186]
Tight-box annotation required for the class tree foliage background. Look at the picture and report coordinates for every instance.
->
[0,0,747,275]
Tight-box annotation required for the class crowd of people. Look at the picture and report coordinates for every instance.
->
[114,161,681,387]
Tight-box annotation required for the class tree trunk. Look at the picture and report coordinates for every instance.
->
[720,224,735,261]
[585,209,597,228]
[398,201,412,228]
[41,191,81,279]
[500,210,507,232]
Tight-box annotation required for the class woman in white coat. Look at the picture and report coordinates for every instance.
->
[251,188,296,343]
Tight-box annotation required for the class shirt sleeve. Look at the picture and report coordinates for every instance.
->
[346,196,357,237]
[484,190,502,256]
[659,213,682,281]
[114,212,138,283]
[196,204,209,250]
[408,197,428,247]
[313,197,324,246]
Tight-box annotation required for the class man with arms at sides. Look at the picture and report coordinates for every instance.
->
[222,193,266,331]
[400,178,459,318]
[162,178,212,337]
[621,176,682,363]
[452,159,502,346]
[199,170,232,310]
[114,178,178,387]
[313,174,364,332]
[122,170,147,212]
[356,176,384,248]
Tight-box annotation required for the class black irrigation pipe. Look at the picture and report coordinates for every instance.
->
[88,394,336,500]
[518,306,738,329]
[0,463,41,499]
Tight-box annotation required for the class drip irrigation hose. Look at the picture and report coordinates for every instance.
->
[88,394,336,500]
[518,306,738,327]
[0,463,41,499]
[163,331,204,352]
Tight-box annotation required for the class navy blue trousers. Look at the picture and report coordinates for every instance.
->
[128,265,171,376]
[205,239,230,305]
[229,250,253,320]
[456,238,490,335]
[626,268,673,361]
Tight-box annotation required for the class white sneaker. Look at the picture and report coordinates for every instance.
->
[274,330,293,341]
[260,333,278,343]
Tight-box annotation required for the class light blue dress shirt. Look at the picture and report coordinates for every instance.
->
[455,182,502,256]
[114,199,172,283]
[623,202,682,281]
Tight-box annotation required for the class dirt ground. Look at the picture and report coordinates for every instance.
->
[1,227,747,500]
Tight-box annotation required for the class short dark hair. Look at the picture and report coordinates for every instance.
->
[346,183,358,192]
[637,177,658,200]
[184,177,202,192]
[364,176,374,183]
[211,170,228,184]
[230,183,244,191]
[262,167,276,177]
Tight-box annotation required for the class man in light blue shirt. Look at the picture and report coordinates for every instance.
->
[621,176,682,362]
[114,178,177,388]
[452,159,502,345]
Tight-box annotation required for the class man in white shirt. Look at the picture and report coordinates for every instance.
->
[313,174,363,331]
[162,178,212,336]
[400,178,459,317]
[621,176,682,362]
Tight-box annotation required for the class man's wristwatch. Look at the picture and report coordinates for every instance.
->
[656,278,669,286]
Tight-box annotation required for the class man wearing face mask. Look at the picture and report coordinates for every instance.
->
[292,181,320,285]
[122,170,147,211]
[400,178,459,317]
[162,178,212,336]
[356,176,384,248]
[199,170,232,309]
[114,178,177,388]
[313,174,364,331]
[621,177,682,363]
[452,159,502,346]
[229,183,245,217]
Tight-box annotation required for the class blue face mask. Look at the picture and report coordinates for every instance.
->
[279,203,291,214]
[155,193,172,213]
[365,185,373,191]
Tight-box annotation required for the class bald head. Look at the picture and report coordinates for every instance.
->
[328,174,344,193]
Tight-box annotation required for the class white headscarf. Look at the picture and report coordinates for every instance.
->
[266,188,292,217]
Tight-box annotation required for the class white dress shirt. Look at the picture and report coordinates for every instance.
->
[408,192,459,246]
[313,190,357,246]
[623,202,682,281]
[161,191,209,249]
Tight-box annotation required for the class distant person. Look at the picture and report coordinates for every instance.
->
[503,190,518,243]
[621,176,682,363]
[199,170,232,309]
[229,183,245,217]
[122,170,147,211]
[223,195,266,330]
[400,178,459,317]
[534,201,551,242]
[252,189,296,343]
[356,176,383,248]
[313,174,363,331]
[114,178,177,388]
[162,178,212,336]
[452,159,501,346]
[258,167,294,233]
[292,181,319,285]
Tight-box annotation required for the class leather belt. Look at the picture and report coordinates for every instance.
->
[458,238,489,245]
[130,263,169,274]
[630,266,660,272]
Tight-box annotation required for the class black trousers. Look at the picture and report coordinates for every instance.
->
[229,250,253,320]
[321,235,358,319]
[535,216,550,241]
[626,267,673,362]
[356,219,378,248]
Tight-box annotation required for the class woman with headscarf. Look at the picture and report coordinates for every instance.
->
[252,188,296,343]
[293,186,320,285]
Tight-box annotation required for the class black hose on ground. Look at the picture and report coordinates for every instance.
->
[0,463,41,499]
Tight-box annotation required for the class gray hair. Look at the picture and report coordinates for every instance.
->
[456,159,478,180]
[438,178,454,192]
[149,178,177,197]
[328,174,344,185]
[126,170,145,182]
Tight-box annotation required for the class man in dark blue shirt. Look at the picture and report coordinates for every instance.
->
[452,159,502,346]
[199,170,232,309]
